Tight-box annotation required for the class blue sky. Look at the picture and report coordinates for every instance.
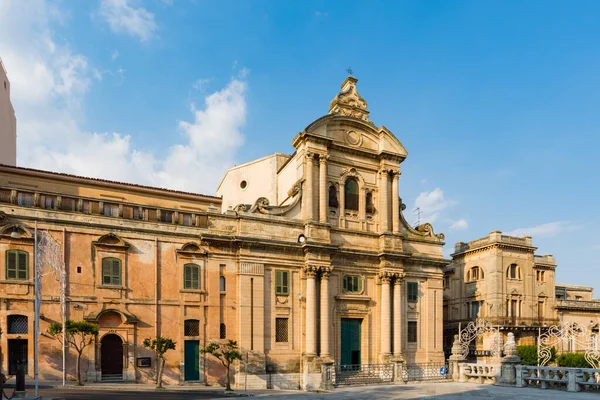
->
[1,0,599,292]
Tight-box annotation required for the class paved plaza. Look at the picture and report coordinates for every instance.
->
[26,382,600,399]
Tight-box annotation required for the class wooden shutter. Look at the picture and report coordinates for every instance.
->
[17,252,27,280]
[7,251,16,279]
[275,270,282,294]
[282,271,289,295]
[356,276,362,293]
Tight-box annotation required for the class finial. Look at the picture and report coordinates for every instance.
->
[346,67,353,76]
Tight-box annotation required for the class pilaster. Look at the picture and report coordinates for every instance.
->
[379,170,390,233]
[304,152,315,222]
[379,272,393,361]
[391,171,400,233]
[319,266,333,360]
[319,155,328,223]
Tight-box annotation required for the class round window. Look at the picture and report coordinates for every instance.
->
[240,180,248,189]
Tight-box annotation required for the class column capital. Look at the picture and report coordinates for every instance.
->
[378,169,390,177]
[391,169,402,178]
[304,265,319,278]
[305,151,315,161]
[320,266,333,278]
[393,272,406,284]
[319,154,329,164]
[379,271,394,284]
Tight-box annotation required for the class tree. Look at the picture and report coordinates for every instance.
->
[143,336,176,389]
[200,339,242,391]
[48,320,98,386]
[517,345,556,366]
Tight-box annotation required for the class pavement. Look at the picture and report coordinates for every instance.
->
[4,381,600,399]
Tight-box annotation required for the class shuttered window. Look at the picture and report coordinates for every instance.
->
[184,264,200,289]
[102,257,122,286]
[343,275,362,293]
[407,281,418,303]
[275,270,289,295]
[6,250,29,280]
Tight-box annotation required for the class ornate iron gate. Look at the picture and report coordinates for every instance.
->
[335,364,394,385]
[402,362,449,382]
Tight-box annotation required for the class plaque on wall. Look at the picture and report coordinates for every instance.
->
[137,357,152,368]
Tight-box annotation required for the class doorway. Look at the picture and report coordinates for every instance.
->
[8,339,28,376]
[341,318,362,366]
[184,340,200,381]
[101,334,123,378]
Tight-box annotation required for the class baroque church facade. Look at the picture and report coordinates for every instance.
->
[0,76,447,389]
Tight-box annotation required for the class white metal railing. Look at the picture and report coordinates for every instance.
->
[458,363,500,384]
[516,365,600,392]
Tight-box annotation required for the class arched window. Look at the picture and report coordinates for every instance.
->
[344,178,359,211]
[101,257,122,286]
[467,266,484,282]
[328,185,338,208]
[5,250,29,281]
[184,263,200,289]
[507,264,521,280]
[366,192,375,214]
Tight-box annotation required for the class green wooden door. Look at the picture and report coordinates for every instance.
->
[341,318,362,366]
[184,340,200,381]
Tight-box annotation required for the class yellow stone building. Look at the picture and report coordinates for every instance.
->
[444,231,600,357]
[0,76,447,389]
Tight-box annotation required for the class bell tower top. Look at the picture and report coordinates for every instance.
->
[328,75,370,122]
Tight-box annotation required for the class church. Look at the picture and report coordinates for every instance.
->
[0,75,447,389]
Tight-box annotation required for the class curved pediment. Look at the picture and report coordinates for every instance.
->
[84,308,138,325]
[93,233,129,249]
[0,211,34,239]
[301,115,407,161]
[178,241,205,254]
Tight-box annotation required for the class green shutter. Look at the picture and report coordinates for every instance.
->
[6,251,16,279]
[282,271,289,294]
[17,252,27,280]
[357,276,362,293]
[343,276,348,292]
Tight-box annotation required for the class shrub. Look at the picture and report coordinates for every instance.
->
[556,352,591,368]
[516,345,556,366]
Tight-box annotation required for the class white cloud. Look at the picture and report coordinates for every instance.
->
[98,0,157,42]
[192,78,211,91]
[504,221,579,238]
[450,219,469,231]
[413,188,455,224]
[111,50,119,60]
[1,0,248,195]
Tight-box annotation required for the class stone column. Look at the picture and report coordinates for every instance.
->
[319,155,328,223]
[379,170,389,232]
[380,273,392,360]
[320,267,332,359]
[393,275,404,359]
[392,171,400,233]
[304,266,318,356]
[305,152,314,222]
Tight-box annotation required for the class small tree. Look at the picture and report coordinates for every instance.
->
[200,339,242,391]
[48,320,98,386]
[143,336,176,389]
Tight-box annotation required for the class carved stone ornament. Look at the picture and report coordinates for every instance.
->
[328,76,370,122]
[303,265,320,278]
[233,181,302,216]
[320,266,334,278]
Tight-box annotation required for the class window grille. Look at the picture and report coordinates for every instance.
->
[220,323,227,339]
[407,321,417,343]
[8,315,28,334]
[184,264,200,289]
[275,270,289,295]
[184,319,200,336]
[275,318,288,343]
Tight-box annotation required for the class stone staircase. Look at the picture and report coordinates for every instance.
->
[101,374,123,382]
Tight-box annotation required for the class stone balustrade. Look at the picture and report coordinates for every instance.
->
[458,363,500,384]
[516,365,600,392]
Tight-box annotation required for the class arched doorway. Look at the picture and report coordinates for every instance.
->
[101,334,124,378]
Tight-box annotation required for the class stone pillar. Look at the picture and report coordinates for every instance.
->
[305,152,314,222]
[449,334,463,382]
[380,273,392,360]
[393,275,404,359]
[379,170,389,232]
[319,155,328,223]
[304,266,318,356]
[320,267,332,359]
[392,171,400,233]
[498,332,522,386]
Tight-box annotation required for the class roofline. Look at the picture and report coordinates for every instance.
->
[215,152,291,192]
[0,164,222,202]
[556,283,594,291]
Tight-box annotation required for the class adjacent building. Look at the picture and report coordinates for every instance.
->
[0,76,447,388]
[444,231,600,357]
[0,59,17,166]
